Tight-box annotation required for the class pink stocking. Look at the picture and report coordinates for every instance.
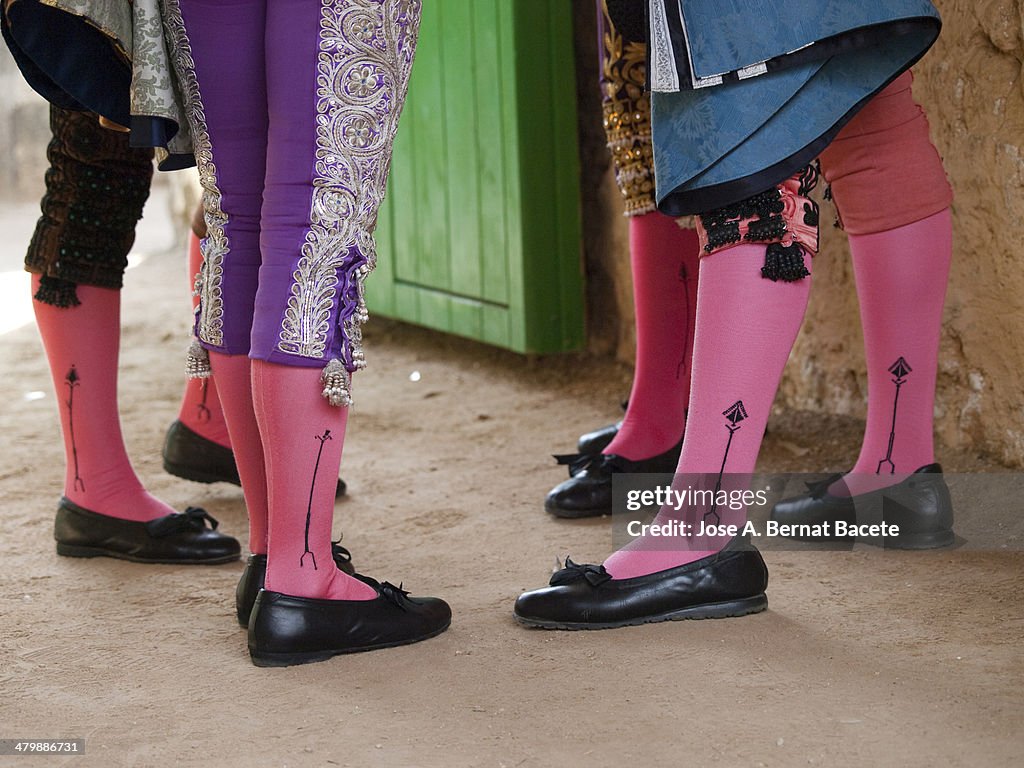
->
[207,351,268,554]
[817,71,952,495]
[604,244,812,578]
[176,233,231,448]
[33,278,177,522]
[252,361,374,601]
[604,212,700,460]
[835,208,951,495]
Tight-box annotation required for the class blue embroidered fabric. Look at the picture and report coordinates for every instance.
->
[650,0,942,215]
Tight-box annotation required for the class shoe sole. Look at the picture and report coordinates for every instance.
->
[163,457,240,486]
[544,502,610,519]
[56,542,239,565]
[248,620,452,667]
[513,594,768,630]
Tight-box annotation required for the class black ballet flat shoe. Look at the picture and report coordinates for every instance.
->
[163,420,347,497]
[576,421,621,456]
[162,420,240,485]
[513,538,768,630]
[768,463,954,549]
[546,437,683,519]
[247,577,451,667]
[54,497,241,565]
[235,554,267,627]
[575,398,630,455]
[235,543,356,627]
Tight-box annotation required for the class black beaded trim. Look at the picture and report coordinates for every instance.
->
[746,214,787,242]
[699,187,787,253]
[704,219,741,250]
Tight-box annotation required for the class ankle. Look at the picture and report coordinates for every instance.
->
[265,559,376,602]
[604,421,684,461]
[831,460,936,497]
[64,486,177,523]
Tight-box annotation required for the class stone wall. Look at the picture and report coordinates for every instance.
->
[573,0,1024,468]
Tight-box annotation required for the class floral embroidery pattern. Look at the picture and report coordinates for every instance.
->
[132,0,195,161]
[277,0,420,406]
[600,0,655,217]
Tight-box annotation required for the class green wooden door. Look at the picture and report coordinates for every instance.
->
[367,0,584,353]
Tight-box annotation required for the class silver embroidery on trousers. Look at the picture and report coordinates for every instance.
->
[163,0,228,353]
[277,0,421,406]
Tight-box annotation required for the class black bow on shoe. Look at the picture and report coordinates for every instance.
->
[550,557,612,588]
[331,541,353,568]
[349,572,415,610]
[553,452,626,478]
[379,581,412,610]
[144,507,219,537]
[554,452,594,477]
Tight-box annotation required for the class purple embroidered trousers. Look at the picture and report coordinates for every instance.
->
[166,0,420,405]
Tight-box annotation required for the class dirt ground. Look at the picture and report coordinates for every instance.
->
[1,211,1022,767]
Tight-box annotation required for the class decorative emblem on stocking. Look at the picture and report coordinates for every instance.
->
[65,365,85,492]
[877,357,912,474]
[705,400,748,525]
[197,379,212,423]
[676,260,692,381]
[301,429,333,569]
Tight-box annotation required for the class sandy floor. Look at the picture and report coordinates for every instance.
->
[1,227,1022,768]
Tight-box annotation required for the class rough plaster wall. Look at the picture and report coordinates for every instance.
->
[777,0,1024,467]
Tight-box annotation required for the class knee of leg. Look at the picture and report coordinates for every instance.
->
[819,75,952,235]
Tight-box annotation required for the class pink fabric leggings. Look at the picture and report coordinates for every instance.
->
[820,71,952,235]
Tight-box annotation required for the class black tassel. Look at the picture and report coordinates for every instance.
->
[34,276,80,308]
[761,243,809,282]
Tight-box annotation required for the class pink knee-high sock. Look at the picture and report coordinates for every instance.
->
[33,278,177,522]
[252,361,374,601]
[207,351,267,554]
[604,244,812,578]
[176,233,231,448]
[604,212,700,460]
[835,208,951,495]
